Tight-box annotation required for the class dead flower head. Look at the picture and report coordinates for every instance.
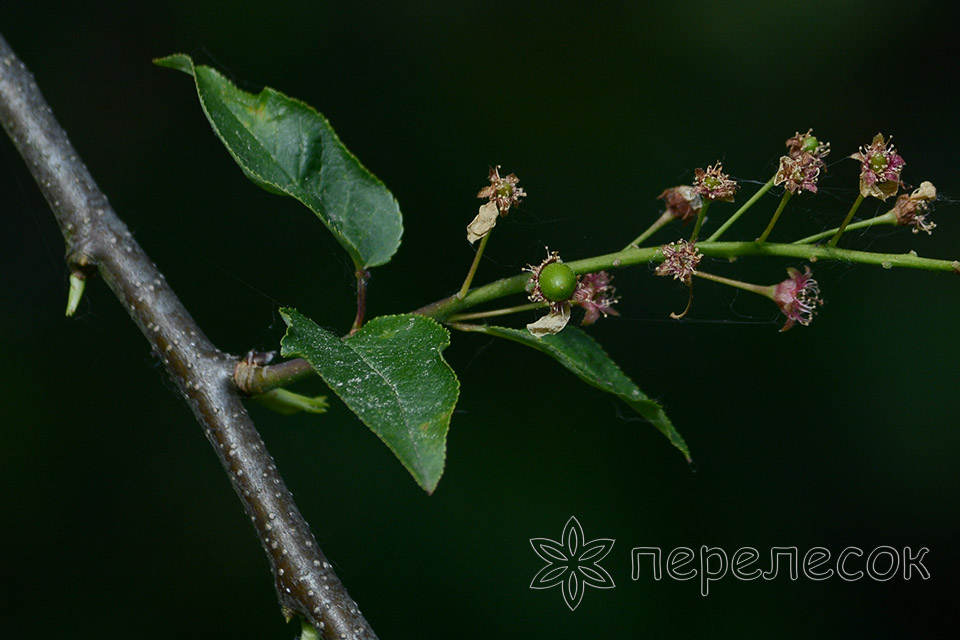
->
[477,165,526,215]
[658,185,703,224]
[467,165,526,243]
[892,181,937,234]
[656,240,703,286]
[694,162,738,202]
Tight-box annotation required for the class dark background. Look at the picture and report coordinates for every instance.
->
[2,1,959,637]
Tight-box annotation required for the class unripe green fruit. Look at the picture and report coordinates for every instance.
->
[869,154,888,174]
[703,176,722,190]
[538,262,577,302]
[801,135,819,154]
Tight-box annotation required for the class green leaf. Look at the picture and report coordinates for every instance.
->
[253,388,328,415]
[155,53,403,269]
[455,324,691,461]
[279,309,459,493]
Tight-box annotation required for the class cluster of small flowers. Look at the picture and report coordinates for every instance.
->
[469,127,941,336]
[848,134,937,233]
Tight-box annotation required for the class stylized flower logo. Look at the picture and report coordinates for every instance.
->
[529,516,615,610]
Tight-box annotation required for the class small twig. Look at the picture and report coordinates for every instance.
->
[445,301,545,323]
[0,33,375,640]
[235,357,315,396]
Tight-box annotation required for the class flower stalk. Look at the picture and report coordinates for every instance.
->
[627,209,674,249]
[829,193,865,247]
[458,229,492,299]
[706,176,775,242]
[793,211,896,245]
[756,191,793,243]
[688,201,711,243]
[446,301,545,322]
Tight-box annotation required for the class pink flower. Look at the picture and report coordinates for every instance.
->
[657,185,703,224]
[477,165,526,215]
[572,271,619,325]
[774,152,822,194]
[656,240,703,286]
[693,162,738,202]
[773,267,822,332]
[850,133,905,201]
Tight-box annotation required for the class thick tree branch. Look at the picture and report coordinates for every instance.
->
[0,33,375,640]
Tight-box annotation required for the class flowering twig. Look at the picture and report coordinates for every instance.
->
[0,33,375,640]
[412,241,959,322]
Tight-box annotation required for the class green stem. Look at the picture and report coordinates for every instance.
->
[412,241,959,322]
[688,201,711,243]
[458,230,492,299]
[829,193,865,247]
[706,176,775,242]
[756,190,793,243]
[793,211,897,245]
[693,270,774,299]
[446,301,545,322]
[626,210,674,249]
[348,268,369,336]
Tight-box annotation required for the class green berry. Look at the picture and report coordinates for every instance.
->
[703,176,722,190]
[538,262,577,302]
[801,135,819,154]
[869,154,888,174]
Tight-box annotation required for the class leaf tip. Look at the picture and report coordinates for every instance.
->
[153,53,195,76]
